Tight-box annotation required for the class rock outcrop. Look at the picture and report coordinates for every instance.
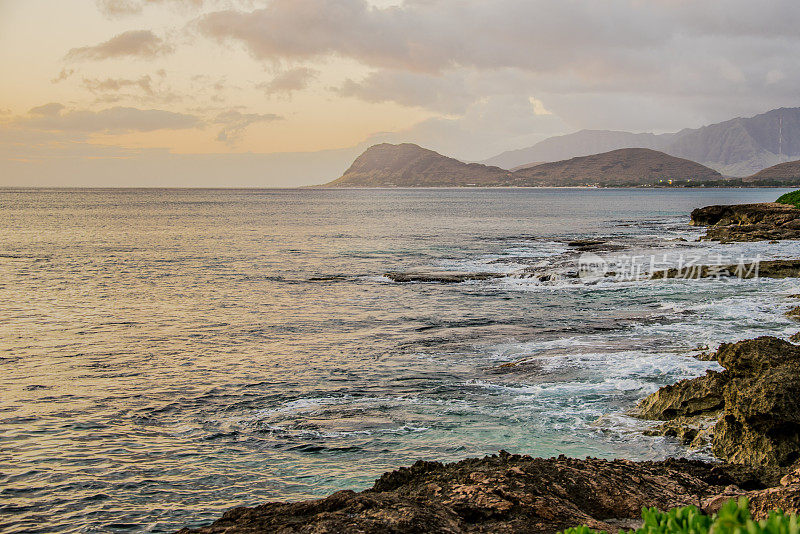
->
[690,203,800,242]
[177,453,774,534]
[385,271,504,283]
[636,337,800,469]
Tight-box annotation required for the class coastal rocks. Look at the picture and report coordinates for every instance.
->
[643,415,717,449]
[787,307,800,321]
[690,203,800,242]
[385,271,504,283]
[177,454,767,534]
[636,337,800,469]
[636,371,726,420]
[652,259,800,280]
[566,240,626,253]
[701,470,800,517]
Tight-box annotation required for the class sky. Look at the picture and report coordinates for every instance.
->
[2,0,800,187]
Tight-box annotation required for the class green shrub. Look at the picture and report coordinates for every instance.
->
[559,497,799,534]
[776,190,800,208]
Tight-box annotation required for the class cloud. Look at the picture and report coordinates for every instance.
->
[197,0,669,73]
[198,0,800,74]
[66,30,173,60]
[337,70,475,115]
[213,109,282,143]
[258,67,318,96]
[197,0,800,131]
[17,104,200,133]
[370,95,568,161]
[83,75,155,95]
[29,103,66,116]
[96,0,204,17]
[51,68,75,84]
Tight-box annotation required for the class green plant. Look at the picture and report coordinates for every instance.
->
[776,190,800,208]
[559,497,799,534]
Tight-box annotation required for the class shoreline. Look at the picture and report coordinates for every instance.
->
[178,200,800,533]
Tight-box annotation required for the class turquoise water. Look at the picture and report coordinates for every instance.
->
[2,187,800,532]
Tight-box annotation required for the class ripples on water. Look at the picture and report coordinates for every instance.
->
[2,188,800,532]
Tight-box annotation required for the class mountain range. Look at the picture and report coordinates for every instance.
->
[323,145,725,187]
[482,108,800,177]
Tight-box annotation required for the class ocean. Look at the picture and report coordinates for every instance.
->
[2,187,800,533]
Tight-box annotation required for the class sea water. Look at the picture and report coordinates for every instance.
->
[2,187,800,532]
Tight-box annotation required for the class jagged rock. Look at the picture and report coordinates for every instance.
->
[637,337,800,469]
[787,307,800,321]
[780,468,800,486]
[643,415,717,449]
[177,454,770,534]
[385,271,504,283]
[690,203,800,242]
[636,371,726,420]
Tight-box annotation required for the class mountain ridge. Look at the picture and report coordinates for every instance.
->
[322,145,723,187]
[745,159,800,182]
[508,148,722,186]
[482,108,800,176]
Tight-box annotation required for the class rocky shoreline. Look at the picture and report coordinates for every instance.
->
[178,454,798,534]
[690,202,800,242]
[180,201,800,533]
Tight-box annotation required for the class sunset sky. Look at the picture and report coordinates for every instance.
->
[2,0,800,186]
